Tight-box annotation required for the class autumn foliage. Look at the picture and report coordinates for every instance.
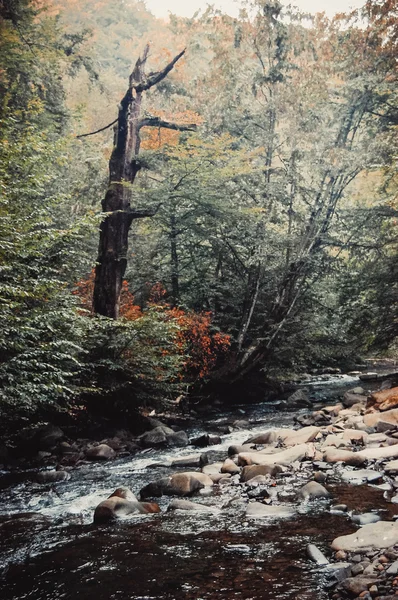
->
[74,274,230,380]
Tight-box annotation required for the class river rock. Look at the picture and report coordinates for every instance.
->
[364,408,398,429]
[298,481,330,500]
[94,496,159,523]
[368,387,398,411]
[287,389,312,408]
[244,430,280,445]
[191,434,221,447]
[139,426,188,448]
[86,444,116,461]
[384,459,398,474]
[331,521,398,551]
[171,454,209,468]
[342,429,368,443]
[246,502,296,519]
[343,392,368,408]
[340,576,379,596]
[140,472,214,498]
[202,462,223,476]
[340,469,383,485]
[323,448,366,466]
[36,470,70,484]
[238,443,315,467]
[167,499,220,513]
[360,372,378,381]
[306,544,329,565]
[221,459,240,475]
[228,444,256,456]
[240,464,283,482]
[351,513,382,526]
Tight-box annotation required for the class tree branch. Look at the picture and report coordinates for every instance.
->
[138,116,196,132]
[135,49,186,92]
[76,118,118,139]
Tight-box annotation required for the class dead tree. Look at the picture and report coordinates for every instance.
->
[92,45,196,318]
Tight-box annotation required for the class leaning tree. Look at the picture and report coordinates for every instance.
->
[92,45,196,318]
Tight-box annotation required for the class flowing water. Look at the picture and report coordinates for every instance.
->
[0,374,396,600]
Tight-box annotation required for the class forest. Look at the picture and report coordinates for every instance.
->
[0,0,397,431]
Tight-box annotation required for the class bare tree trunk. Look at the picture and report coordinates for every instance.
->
[93,45,196,318]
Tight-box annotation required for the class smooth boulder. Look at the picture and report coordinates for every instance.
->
[94,487,160,523]
[298,481,330,500]
[86,444,116,461]
[140,472,213,498]
[240,464,283,482]
[331,521,398,551]
[246,502,296,519]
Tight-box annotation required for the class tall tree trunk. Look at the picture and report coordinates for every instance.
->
[93,45,195,318]
[170,205,179,306]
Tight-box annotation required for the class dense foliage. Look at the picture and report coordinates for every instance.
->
[0,0,397,424]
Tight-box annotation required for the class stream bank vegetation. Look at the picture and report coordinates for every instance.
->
[0,0,397,430]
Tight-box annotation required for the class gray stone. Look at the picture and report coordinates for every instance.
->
[36,470,70,484]
[306,544,329,565]
[298,481,330,500]
[351,513,382,526]
[386,560,398,575]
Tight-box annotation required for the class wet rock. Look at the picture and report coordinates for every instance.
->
[340,469,383,485]
[36,470,70,484]
[332,521,398,552]
[86,444,116,461]
[139,426,188,448]
[298,481,330,500]
[167,499,220,513]
[232,420,250,430]
[351,513,382,526]
[360,373,379,381]
[140,472,213,498]
[331,504,348,514]
[314,471,327,483]
[191,434,221,448]
[286,389,312,408]
[94,487,160,523]
[171,454,209,468]
[320,562,352,586]
[306,543,329,565]
[246,502,296,519]
[340,576,378,596]
[228,444,255,456]
[240,464,282,482]
[238,443,315,467]
[221,459,240,475]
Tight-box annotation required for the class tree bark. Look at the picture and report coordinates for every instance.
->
[93,45,195,318]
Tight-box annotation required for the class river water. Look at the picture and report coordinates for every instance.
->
[0,374,394,600]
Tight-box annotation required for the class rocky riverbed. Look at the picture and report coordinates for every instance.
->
[2,373,398,599]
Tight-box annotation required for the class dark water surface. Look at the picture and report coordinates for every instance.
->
[0,375,396,600]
